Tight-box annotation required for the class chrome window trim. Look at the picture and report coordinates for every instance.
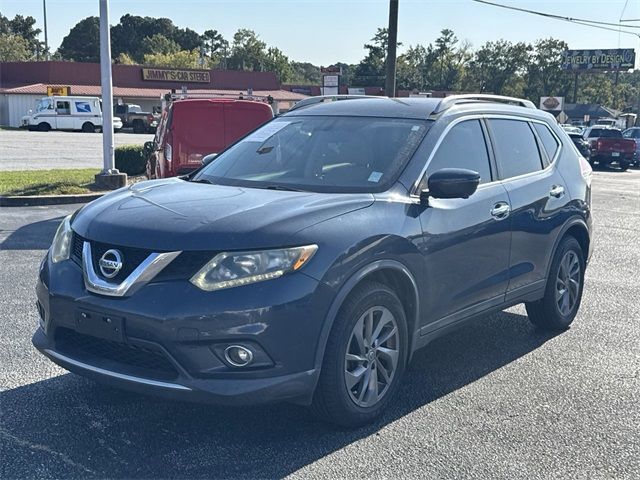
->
[44,349,191,391]
[82,241,181,297]
[410,113,563,197]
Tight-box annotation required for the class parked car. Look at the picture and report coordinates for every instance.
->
[146,98,273,179]
[114,103,159,133]
[33,94,593,427]
[622,127,640,167]
[568,132,591,159]
[22,96,105,132]
[112,116,123,132]
[583,126,636,170]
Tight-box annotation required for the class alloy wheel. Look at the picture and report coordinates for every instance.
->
[344,306,400,408]
[556,250,581,316]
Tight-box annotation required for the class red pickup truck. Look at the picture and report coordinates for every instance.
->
[583,126,636,171]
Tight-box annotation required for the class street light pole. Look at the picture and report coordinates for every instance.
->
[96,0,127,189]
[42,0,49,59]
[385,0,399,97]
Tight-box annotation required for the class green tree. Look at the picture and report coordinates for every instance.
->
[228,29,267,71]
[289,61,321,84]
[353,28,391,87]
[467,40,532,94]
[0,33,31,61]
[202,29,229,66]
[264,47,292,82]
[57,16,100,62]
[143,49,202,69]
[525,38,572,101]
[142,34,180,56]
[0,13,46,59]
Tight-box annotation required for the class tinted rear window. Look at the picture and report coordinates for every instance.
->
[488,119,544,179]
[588,129,622,138]
[532,123,560,161]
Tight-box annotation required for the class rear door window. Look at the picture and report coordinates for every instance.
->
[488,119,544,179]
[532,122,560,162]
[420,119,492,189]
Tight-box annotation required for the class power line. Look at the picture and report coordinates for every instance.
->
[472,0,640,38]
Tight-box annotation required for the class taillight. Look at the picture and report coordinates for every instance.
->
[579,155,592,178]
[147,114,154,122]
[165,130,172,163]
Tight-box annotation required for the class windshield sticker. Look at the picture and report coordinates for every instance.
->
[75,102,91,113]
[243,122,291,143]
[368,171,383,183]
[411,125,422,131]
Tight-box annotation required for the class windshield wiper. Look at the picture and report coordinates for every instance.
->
[189,178,215,185]
[259,184,306,192]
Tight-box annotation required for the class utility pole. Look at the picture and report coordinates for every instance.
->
[96,0,126,189]
[385,0,399,97]
[42,0,49,59]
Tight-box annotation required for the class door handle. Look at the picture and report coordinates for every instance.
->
[490,202,510,219]
[549,185,565,198]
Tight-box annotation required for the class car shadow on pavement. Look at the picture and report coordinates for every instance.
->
[0,216,63,250]
[1,311,559,479]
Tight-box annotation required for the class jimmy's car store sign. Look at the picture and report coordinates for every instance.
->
[142,68,211,83]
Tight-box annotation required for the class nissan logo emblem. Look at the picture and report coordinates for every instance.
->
[99,249,123,279]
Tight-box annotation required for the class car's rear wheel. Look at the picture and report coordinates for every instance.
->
[619,161,629,172]
[526,236,585,331]
[81,122,95,133]
[37,122,51,132]
[312,281,407,427]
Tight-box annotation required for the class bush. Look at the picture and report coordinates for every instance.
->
[115,145,147,175]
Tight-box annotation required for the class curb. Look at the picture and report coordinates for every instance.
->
[0,193,105,207]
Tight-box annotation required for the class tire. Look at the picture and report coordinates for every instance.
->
[37,122,51,132]
[526,236,585,331]
[312,281,408,427]
[81,122,95,133]
[619,162,629,172]
[132,120,145,134]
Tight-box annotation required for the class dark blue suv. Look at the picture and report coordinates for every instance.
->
[34,95,593,426]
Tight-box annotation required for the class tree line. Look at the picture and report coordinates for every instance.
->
[1,12,638,110]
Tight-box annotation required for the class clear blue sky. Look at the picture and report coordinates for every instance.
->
[3,0,639,66]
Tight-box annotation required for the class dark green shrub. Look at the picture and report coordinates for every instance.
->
[115,145,147,175]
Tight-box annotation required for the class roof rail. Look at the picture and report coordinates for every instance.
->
[167,92,270,102]
[289,94,386,112]
[432,94,536,114]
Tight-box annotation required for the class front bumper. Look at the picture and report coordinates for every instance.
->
[33,256,333,405]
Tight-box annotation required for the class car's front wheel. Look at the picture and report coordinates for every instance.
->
[526,236,585,331]
[312,281,407,427]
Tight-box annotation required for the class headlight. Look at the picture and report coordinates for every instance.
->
[190,245,318,291]
[50,215,73,263]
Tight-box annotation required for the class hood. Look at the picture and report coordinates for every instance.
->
[72,178,373,251]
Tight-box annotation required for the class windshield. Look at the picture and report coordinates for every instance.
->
[192,116,431,193]
[35,98,53,112]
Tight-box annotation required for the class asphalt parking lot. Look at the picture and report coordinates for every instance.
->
[0,129,154,171]
[1,168,639,479]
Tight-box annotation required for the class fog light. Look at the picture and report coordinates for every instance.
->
[224,345,254,367]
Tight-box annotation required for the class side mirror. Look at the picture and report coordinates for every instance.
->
[202,153,217,166]
[422,168,480,203]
